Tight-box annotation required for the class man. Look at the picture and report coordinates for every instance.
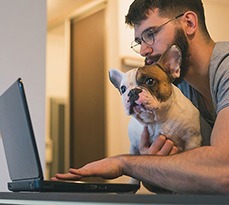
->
[53,0,229,194]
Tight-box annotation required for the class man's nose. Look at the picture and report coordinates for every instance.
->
[140,43,153,57]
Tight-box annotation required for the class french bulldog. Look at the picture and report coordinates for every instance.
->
[109,45,202,154]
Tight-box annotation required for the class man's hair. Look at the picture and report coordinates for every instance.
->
[125,0,210,37]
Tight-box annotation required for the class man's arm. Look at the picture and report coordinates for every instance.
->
[122,107,229,194]
[53,107,229,194]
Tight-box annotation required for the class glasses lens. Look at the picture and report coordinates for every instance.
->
[131,40,141,53]
[142,28,155,45]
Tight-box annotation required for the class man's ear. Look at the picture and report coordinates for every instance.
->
[158,45,182,79]
[183,11,198,36]
[109,69,124,89]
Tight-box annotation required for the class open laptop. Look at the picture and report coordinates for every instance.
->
[0,78,140,193]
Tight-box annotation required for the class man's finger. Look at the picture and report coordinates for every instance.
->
[139,126,151,154]
[148,135,166,154]
[169,146,179,155]
[54,171,82,180]
[157,139,175,155]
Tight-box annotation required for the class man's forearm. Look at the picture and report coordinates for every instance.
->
[120,146,229,194]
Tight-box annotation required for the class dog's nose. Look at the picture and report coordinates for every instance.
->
[128,88,142,105]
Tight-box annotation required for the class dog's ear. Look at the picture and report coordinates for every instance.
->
[109,69,124,89]
[158,45,182,79]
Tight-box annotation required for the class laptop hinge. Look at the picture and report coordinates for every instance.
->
[8,178,41,192]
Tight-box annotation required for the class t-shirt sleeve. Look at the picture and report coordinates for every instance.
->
[212,56,229,113]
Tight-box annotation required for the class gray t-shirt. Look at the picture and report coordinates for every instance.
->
[178,42,229,145]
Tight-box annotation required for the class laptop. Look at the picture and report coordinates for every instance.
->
[0,78,140,193]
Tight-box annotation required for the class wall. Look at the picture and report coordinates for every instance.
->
[46,24,69,99]
[105,0,130,158]
[0,0,46,191]
[203,0,229,41]
[46,25,69,175]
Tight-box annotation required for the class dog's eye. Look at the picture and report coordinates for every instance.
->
[120,85,127,94]
[145,78,155,86]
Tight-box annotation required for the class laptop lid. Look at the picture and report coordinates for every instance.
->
[0,78,43,182]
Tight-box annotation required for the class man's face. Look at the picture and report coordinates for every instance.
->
[134,9,189,83]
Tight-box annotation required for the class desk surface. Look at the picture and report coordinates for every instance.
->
[0,192,229,205]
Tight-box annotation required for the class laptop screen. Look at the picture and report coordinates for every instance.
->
[0,78,43,181]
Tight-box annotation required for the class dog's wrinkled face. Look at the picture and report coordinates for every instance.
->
[117,65,173,123]
[109,45,182,124]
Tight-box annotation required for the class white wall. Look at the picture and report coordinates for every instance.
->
[105,0,131,158]
[46,24,69,99]
[203,0,229,41]
[0,0,46,191]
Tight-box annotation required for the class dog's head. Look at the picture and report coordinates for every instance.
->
[109,45,182,124]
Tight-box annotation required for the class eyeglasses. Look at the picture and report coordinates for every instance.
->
[131,13,184,54]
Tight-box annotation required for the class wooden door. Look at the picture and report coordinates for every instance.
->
[70,8,105,179]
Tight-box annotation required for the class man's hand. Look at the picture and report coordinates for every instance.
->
[52,157,123,181]
[139,126,179,155]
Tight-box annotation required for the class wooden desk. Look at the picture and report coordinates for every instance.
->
[0,192,229,205]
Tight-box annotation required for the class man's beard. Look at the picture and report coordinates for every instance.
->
[172,28,189,85]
